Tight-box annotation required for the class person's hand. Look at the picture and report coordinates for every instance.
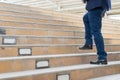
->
[101,9,106,17]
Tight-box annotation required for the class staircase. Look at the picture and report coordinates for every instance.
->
[0,2,120,80]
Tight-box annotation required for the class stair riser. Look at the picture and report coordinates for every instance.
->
[0,53,119,73]
[71,65,120,80]
[76,32,120,38]
[103,34,120,38]
[104,39,120,44]
[75,32,120,38]
[5,29,77,36]
[102,29,120,33]
[0,46,94,57]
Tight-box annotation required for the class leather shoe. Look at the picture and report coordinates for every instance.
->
[79,44,92,50]
[90,60,107,65]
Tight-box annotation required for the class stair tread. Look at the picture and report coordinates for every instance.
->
[0,35,83,38]
[0,26,81,32]
[0,61,120,79]
[88,74,120,80]
[0,19,80,27]
[1,43,120,46]
[0,44,120,47]
[1,35,120,40]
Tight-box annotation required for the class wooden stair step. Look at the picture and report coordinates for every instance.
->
[0,27,79,36]
[1,26,120,38]
[0,35,85,45]
[0,10,81,23]
[0,21,82,31]
[0,10,119,26]
[1,35,120,45]
[0,10,82,23]
[0,51,120,73]
[0,44,120,57]
[0,14,120,30]
[0,51,119,61]
[0,61,119,80]
[1,20,120,32]
[0,15,82,27]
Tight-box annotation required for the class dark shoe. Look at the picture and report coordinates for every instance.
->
[90,60,108,65]
[79,44,92,50]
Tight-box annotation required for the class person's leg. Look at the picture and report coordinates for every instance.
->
[79,13,93,49]
[88,8,107,64]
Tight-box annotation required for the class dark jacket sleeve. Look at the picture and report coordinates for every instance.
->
[85,0,111,11]
[103,0,111,11]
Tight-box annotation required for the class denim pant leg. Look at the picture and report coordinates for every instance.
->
[88,9,107,60]
[83,13,93,45]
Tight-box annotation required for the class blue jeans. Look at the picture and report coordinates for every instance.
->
[83,8,107,60]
